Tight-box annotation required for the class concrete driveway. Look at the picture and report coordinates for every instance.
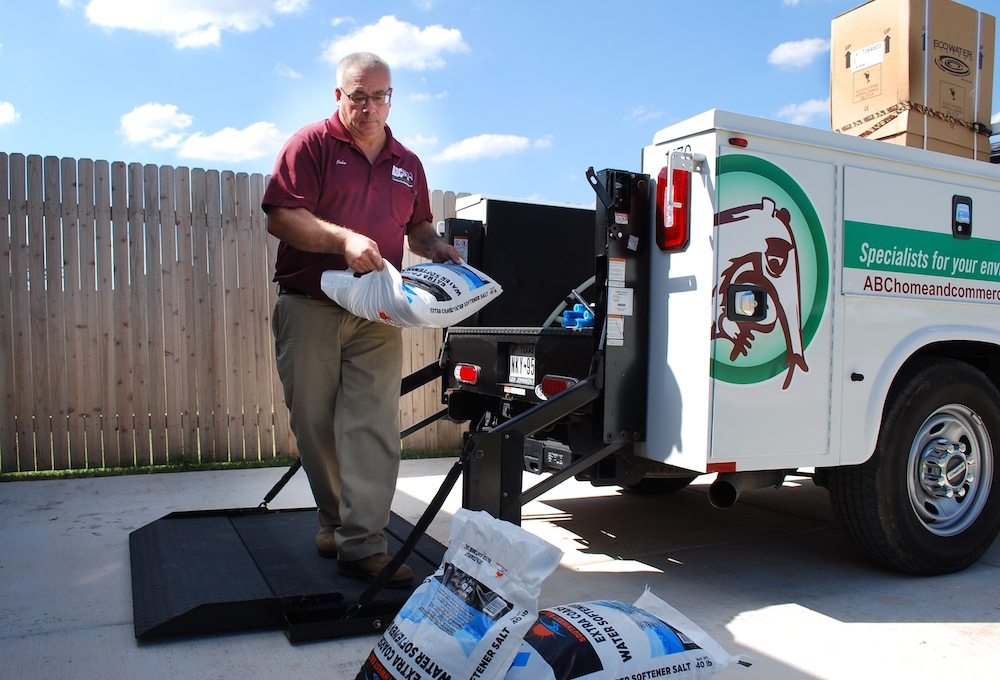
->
[1,458,997,679]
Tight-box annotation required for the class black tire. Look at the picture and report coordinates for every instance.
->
[828,358,1000,575]
[623,476,698,494]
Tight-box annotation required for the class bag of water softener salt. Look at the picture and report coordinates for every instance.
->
[321,260,501,328]
[502,589,742,680]
[356,508,563,680]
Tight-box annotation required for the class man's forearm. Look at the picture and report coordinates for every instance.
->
[267,206,385,272]
[407,221,461,263]
[266,206,349,254]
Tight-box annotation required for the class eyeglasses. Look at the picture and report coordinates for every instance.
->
[343,89,392,106]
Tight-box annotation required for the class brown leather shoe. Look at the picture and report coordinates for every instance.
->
[316,526,337,558]
[337,552,414,589]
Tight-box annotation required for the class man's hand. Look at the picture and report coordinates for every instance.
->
[343,232,385,272]
[407,221,462,264]
[424,238,462,265]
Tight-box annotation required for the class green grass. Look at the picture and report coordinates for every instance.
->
[0,448,460,482]
[402,448,461,460]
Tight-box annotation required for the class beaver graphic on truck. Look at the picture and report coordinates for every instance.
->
[712,197,808,389]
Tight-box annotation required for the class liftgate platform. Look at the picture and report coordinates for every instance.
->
[129,507,445,642]
[128,364,450,643]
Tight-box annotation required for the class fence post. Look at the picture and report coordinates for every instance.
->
[0,153,15,472]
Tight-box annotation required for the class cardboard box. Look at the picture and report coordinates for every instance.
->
[831,0,995,161]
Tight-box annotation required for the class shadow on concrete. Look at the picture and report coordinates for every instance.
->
[533,479,1000,627]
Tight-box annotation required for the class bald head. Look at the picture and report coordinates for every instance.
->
[337,52,391,89]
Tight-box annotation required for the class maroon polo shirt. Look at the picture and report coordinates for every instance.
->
[262,113,433,299]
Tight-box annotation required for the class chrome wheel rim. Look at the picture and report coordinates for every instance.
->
[907,404,993,536]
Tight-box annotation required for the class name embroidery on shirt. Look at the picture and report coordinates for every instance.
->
[336,159,347,166]
[391,165,414,188]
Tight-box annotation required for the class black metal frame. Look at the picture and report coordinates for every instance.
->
[462,375,623,523]
[350,372,618,620]
[349,370,621,621]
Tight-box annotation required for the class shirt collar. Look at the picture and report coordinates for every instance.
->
[326,112,402,162]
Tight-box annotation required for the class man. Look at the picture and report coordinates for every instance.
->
[262,52,460,588]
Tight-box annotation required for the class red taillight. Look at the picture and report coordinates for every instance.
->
[728,137,749,148]
[540,375,577,398]
[656,165,691,252]
[454,364,480,385]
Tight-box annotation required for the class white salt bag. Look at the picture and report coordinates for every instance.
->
[502,589,743,680]
[355,508,563,680]
[321,260,502,328]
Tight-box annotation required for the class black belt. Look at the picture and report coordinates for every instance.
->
[278,283,310,297]
[278,283,340,307]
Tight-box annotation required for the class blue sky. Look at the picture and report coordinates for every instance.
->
[2,0,999,207]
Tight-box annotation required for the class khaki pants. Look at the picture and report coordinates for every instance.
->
[272,294,402,561]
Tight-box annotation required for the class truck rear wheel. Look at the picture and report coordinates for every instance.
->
[828,358,1000,575]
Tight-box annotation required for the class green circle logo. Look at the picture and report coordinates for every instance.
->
[711,155,829,388]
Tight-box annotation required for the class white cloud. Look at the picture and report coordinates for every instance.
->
[331,16,353,27]
[626,105,664,123]
[175,26,221,49]
[274,62,302,78]
[120,103,192,146]
[178,122,287,162]
[322,15,469,71]
[775,98,830,126]
[155,133,187,149]
[404,134,438,146]
[768,37,830,69]
[121,103,287,162]
[782,0,802,6]
[0,101,20,126]
[83,0,307,49]
[432,134,550,162]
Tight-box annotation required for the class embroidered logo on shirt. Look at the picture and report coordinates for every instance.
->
[391,165,414,188]
[336,159,347,166]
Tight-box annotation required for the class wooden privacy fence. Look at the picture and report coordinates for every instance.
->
[0,152,465,473]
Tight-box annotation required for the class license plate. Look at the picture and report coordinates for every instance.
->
[508,344,535,386]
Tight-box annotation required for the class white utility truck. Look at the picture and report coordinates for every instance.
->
[439,109,1000,576]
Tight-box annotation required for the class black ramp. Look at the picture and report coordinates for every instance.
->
[129,515,278,639]
[232,511,345,598]
[130,508,447,641]
[230,511,440,605]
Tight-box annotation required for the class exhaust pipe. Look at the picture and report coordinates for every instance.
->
[708,470,788,509]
